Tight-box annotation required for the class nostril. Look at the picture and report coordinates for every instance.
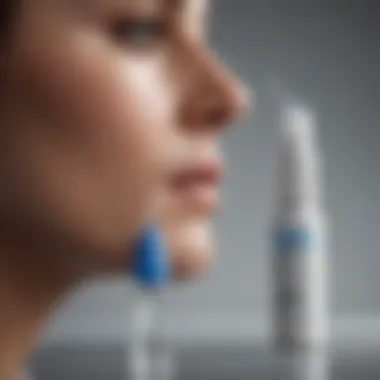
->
[206,86,251,127]
[207,82,252,127]
[205,104,233,126]
[178,65,252,129]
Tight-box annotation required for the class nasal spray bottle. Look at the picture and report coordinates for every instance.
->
[272,93,329,352]
[128,224,174,380]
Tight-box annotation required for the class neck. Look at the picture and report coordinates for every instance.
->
[0,241,77,380]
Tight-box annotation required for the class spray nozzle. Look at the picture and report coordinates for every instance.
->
[131,224,170,289]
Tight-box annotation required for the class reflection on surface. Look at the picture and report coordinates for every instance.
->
[29,344,380,380]
[273,350,330,380]
[176,345,379,380]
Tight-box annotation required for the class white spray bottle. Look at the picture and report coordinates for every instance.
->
[128,224,175,380]
[272,96,329,350]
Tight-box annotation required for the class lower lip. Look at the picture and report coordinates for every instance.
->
[172,182,220,211]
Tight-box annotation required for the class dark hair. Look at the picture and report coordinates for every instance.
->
[0,0,15,43]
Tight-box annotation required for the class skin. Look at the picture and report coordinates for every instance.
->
[0,0,247,378]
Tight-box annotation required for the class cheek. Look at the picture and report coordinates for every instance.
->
[95,59,173,164]
[14,34,176,202]
[2,28,177,256]
[69,58,173,184]
[22,34,173,161]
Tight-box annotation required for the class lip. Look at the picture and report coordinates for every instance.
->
[170,160,223,212]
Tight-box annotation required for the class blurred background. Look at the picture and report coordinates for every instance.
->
[29,0,380,379]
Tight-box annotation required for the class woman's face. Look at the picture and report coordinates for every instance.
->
[0,0,246,278]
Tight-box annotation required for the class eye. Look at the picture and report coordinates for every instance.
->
[111,18,168,48]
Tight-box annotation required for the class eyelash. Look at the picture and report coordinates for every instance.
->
[111,18,169,49]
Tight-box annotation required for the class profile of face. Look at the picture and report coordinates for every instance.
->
[0,0,247,281]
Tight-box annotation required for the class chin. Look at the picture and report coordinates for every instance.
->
[168,221,214,279]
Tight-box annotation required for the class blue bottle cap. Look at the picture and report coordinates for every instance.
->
[131,224,170,288]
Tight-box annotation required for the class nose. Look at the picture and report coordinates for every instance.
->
[178,46,250,130]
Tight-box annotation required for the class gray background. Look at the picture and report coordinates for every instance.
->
[41,0,380,347]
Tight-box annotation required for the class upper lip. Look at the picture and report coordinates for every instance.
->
[171,159,224,187]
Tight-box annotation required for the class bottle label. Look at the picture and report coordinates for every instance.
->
[273,227,327,346]
[274,227,319,253]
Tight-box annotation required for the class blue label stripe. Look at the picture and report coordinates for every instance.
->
[274,228,318,252]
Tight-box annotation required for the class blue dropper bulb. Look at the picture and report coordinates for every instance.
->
[131,224,170,289]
